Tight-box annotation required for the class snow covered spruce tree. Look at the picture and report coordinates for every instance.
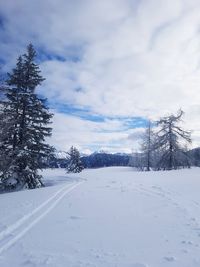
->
[0,83,8,175]
[0,44,53,190]
[154,110,191,170]
[66,146,84,173]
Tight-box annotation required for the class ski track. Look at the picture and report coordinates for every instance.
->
[0,183,72,241]
[0,181,84,255]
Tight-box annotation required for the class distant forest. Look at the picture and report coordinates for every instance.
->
[41,148,200,169]
[42,152,130,169]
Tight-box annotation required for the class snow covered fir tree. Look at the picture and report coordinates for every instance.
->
[66,146,84,173]
[0,44,53,190]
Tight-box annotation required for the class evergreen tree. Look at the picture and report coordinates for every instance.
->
[67,146,84,173]
[0,44,53,190]
[154,110,191,170]
[0,82,8,175]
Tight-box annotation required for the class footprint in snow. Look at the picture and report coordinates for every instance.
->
[152,185,161,190]
[22,259,36,267]
[69,216,81,220]
[164,256,175,262]
[129,264,148,267]
[181,249,188,254]
[181,240,193,245]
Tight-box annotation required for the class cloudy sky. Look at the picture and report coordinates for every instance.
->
[1,0,200,153]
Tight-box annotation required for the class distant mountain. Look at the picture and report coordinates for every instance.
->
[54,151,69,159]
[39,150,69,168]
[91,150,131,156]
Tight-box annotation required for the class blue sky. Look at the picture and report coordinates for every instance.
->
[1,0,200,153]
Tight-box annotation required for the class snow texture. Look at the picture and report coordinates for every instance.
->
[0,167,200,266]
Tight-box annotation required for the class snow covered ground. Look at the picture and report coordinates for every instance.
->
[0,167,200,267]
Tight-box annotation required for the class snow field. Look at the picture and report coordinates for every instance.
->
[0,167,200,266]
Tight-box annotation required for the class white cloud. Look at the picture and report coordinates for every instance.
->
[1,0,200,151]
[47,111,142,153]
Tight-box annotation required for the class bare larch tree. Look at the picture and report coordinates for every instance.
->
[155,109,191,170]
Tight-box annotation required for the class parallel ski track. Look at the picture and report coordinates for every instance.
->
[0,181,84,255]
